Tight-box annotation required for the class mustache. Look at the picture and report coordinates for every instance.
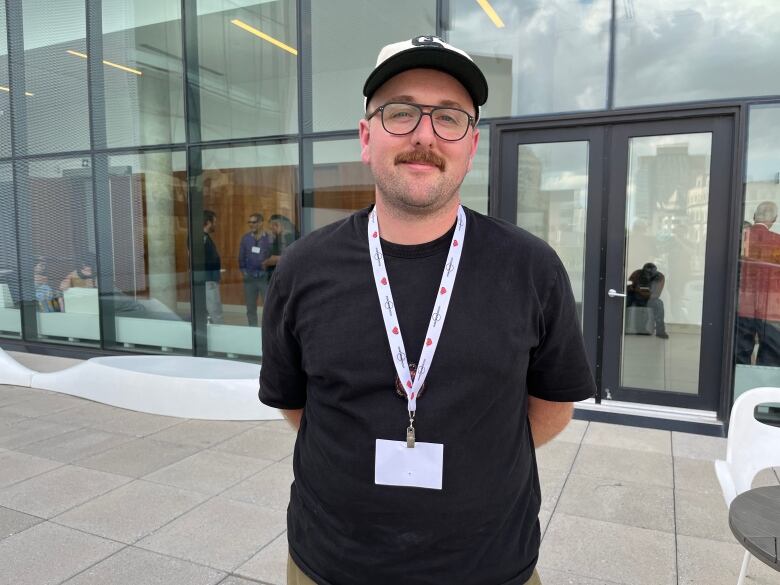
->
[395,150,445,171]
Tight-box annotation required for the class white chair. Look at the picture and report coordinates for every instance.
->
[714,387,780,585]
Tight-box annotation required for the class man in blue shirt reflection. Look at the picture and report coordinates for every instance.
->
[239,213,272,326]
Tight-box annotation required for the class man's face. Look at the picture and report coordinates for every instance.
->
[358,68,480,216]
[249,216,261,234]
[205,218,216,234]
[269,220,282,236]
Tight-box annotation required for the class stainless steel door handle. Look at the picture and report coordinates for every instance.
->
[608,288,626,298]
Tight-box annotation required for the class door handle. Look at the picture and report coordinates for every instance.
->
[608,288,626,298]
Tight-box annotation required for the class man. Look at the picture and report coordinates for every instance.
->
[626,262,668,338]
[262,214,297,279]
[260,36,595,585]
[239,213,272,326]
[203,209,223,324]
[737,201,780,365]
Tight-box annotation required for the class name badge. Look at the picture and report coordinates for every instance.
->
[251,246,261,254]
[375,439,443,490]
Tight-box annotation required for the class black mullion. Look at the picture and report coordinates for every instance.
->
[607,0,616,110]
[296,0,312,234]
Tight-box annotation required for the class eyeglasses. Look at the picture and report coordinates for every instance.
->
[366,102,475,142]
[248,220,260,224]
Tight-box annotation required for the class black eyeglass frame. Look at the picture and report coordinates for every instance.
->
[365,102,477,142]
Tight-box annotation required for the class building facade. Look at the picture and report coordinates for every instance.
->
[1,0,779,433]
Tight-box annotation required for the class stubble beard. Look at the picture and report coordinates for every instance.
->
[372,161,465,218]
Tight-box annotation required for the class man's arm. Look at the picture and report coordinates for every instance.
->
[281,408,303,431]
[528,396,573,447]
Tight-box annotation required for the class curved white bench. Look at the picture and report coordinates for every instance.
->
[1,349,280,421]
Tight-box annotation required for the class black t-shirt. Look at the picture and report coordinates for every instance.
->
[260,207,595,585]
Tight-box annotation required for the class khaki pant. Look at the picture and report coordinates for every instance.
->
[287,554,542,585]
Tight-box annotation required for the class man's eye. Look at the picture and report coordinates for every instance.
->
[389,110,414,119]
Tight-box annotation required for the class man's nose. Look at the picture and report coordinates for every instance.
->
[410,111,437,145]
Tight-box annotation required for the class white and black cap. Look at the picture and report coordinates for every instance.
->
[363,35,488,118]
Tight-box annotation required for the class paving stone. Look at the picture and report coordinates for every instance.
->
[673,456,723,494]
[84,408,183,437]
[40,402,127,429]
[677,534,779,585]
[538,508,552,538]
[56,479,208,544]
[582,422,671,455]
[552,419,589,444]
[751,466,780,488]
[0,393,84,417]
[0,522,122,585]
[0,386,39,407]
[145,450,272,495]
[0,449,62,488]
[258,419,296,435]
[538,567,627,585]
[235,532,288,585]
[223,462,294,511]
[219,577,265,585]
[0,506,43,540]
[571,444,673,488]
[0,410,28,425]
[535,440,580,473]
[556,473,674,533]
[537,465,567,512]
[0,464,129,518]
[147,419,258,449]
[137,497,286,572]
[538,513,676,585]
[18,427,134,463]
[674,488,733,542]
[0,417,78,449]
[672,431,727,461]
[77,438,200,478]
[214,426,297,461]
[62,546,227,584]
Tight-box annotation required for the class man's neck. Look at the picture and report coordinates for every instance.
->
[374,197,460,245]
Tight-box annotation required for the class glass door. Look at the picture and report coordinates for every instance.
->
[602,117,733,409]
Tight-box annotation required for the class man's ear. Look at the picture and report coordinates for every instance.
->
[466,127,480,173]
[359,118,371,165]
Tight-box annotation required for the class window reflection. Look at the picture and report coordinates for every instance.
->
[0,3,9,158]
[0,164,20,337]
[310,0,435,131]
[445,0,610,118]
[734,105,780,400]
[615,1,780,107]
[102,0,185,147]
[196,1,298,140]
[201,143,298,359]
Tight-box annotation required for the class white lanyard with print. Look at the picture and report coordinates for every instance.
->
[367,205,466,448]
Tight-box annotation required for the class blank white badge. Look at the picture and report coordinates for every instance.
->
[251,246,261,254]
[375,439,444,490]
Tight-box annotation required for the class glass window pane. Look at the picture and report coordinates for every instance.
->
[19,158,97,346]
[516,141,589,323]
[201,143,298,360]
[615,1,780,107]
[0,2,10,158]
[620,134,712,394]
[461,124,489,214]
[445,0,610,118]
[734,104,780,401]
[196,1,298,140]
[0,163,20,338]
[21,0,90,154]
[311,1,436,132]
[303,138,374,234]
[102,0,185,147]
[100,151,191,353]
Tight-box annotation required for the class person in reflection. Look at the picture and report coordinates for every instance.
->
[626,262,669,339]
[59,254,97,292]
[203,209,223,324]
[736,201,780,365]
[259,36,595,585]
[262,214,297,280]
[239,213,272,327]
[34,257,60,312]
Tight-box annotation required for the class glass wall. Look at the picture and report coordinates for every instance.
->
[101,151,191,353]
[0,163,19,337]
[615,1,780,107]
[20,0,91,155]
[445,0,610,118]
[17,157,97,345]
[310,0,436,131]
[733,104,780,400]
[195,0,298,140]
[0,2,10,158]
[201,143,298,359]
[102,0,185,147]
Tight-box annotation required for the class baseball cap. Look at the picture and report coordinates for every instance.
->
[363,35,488,118]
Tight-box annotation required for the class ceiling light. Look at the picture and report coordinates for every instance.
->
[477,0,505,28]
[230,19,298,56]
[66,49,143,76]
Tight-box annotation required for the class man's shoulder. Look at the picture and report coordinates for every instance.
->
[278,210,364,267]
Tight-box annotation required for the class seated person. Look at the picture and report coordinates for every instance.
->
[627,262,668,339]
[34,258,60,312]
[60,257,97,292]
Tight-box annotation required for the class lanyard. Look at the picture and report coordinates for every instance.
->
[367,206,466,442]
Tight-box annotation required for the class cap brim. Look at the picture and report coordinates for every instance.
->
[363,46,488,111]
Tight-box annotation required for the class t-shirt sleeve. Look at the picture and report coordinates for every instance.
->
[259,259,307,409]
[527,259,596,402]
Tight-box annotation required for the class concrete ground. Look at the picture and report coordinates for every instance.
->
[1,382,779,584]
